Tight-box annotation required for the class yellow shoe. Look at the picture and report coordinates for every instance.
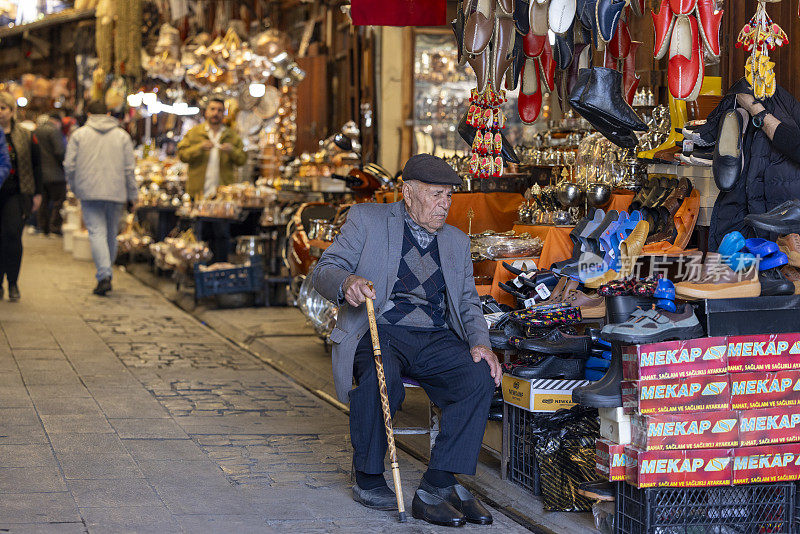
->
[618,220,650,278]
[585,269,620,289]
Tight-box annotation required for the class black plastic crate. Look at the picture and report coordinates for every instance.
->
[616,482,796,534]
[194,264,263,300]
[507,404,541,496]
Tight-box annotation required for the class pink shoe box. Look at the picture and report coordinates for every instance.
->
[733,442,800,485]
[727,333,800,373]
[738,405,800,447]
[631,411,739,451]
[622,374,731,415]
[730,370,800,410]
[625,446,733,488]
[595,438,628,482]
[622,337,728,381]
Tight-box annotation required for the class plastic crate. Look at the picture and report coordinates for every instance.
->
[507,404,541,496]
[616,481,796,534]
[194,264,263,300]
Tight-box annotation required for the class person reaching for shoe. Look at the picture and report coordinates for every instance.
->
[312,153,499,527]
[0,92,43,302]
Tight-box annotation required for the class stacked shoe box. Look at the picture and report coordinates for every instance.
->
[617,333,800,488]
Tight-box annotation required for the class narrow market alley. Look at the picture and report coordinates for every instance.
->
[0,235,532,533]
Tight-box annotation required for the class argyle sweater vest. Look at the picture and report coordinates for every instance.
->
[379,222,447,328]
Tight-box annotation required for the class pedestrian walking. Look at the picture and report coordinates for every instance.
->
[0,92,42,302]
[64,100,137,296]
[35,113,67,236]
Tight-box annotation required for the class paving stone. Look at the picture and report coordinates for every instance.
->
[57,452,144,480]
[0,467,67,493]
[174,514,276,534]
[66,479,162,508]
[108,418,189,439]
[48,433,128,456]
[152,482,254,515]
[40,415,114,434]
[26,385,92,398]
[0,407,41,426]
[0,444,59,468]
[79,505,178,534]
[122,438,208,461]
[1,321,59,349]
[0,523,87,533]
[32,397,104,416]
[0,424,50,445]
[0,492,80,524]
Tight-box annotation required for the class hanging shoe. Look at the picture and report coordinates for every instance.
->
[576,67,649,132]
[695,0,722,59]
[523,30,547,57]
[530,0,551,36]
[514,0,531,34]
[458,111,520,163]
[549,0,577,34]
[464,0,496,54]
[519,58,543,124]
[608,18,632,59]
[712,108,745,192]
[453,0,468,66]
[554,22,576,69]
[566,43,592,95]
[467,47,491,92]
[669,0,697,15]
[539,40,556,91]
[652,0,676,60]
[622,41,642,106]
[492,15,517,92]
[595,0,627,43]
[668,14,704,101]
[505,33,526,91]
[630,0,646,17]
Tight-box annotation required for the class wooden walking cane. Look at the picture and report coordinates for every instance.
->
[364,285,407,522]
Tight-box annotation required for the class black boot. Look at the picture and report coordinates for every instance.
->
[571,345,623,408]
[93,278,112,296]
[7,284,19,302]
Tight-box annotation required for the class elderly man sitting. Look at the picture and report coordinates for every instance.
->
[312,154,501,527]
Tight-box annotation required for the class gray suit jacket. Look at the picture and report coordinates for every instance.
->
[312,201,491,402]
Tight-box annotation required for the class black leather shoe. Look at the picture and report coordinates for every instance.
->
[569,70,639,148]
[452,1,466,66]
[554,23,575,69]
[458,111,519,164]
[352,483,397,511]
[745,200,800,234]
[759,269,795,296]
[489,329,511,350]
[712,109,744,192]
[93,277,112,296]
[573,67,648,132]
[511,355,584,379]
[513,0,530,34]
[412,487,466,527]
[572,348,622,408]
[511,329,592,356]
[8,284,19,302]
[418,480,492,525]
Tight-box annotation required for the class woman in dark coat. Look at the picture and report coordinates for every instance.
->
[0,92,42,301]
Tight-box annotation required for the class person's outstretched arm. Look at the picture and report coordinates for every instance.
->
[737,93,800,163]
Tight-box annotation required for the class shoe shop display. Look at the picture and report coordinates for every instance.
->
[601,303,704,344]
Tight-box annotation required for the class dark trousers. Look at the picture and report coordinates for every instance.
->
[349,325,494,475]
[0,192,25,285]
[38,182,66,235]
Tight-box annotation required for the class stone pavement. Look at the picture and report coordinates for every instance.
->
[0,235,530,533]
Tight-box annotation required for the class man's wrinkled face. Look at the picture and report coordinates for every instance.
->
[205,101,225,126]
[403,181,453,233]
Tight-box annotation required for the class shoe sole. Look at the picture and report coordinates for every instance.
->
[675,281,761,300]
[352,494,396,512]
[411,511,466,527]
[580,305,607,319]
[602,323,704,345]
[467,517,494,525]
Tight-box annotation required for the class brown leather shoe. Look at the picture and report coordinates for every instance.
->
[467,47,491,92]
[464,0,495,55]
[675,255,761,300]
[777,234,800,268]
[560,287,607,318]
[646,177,692,244]
[780,265,800,294]
[492,15,516,92]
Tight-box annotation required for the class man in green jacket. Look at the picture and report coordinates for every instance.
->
[177,98,246,199]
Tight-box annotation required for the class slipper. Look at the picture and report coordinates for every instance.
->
[657,298,677,312]
[745,238,779,258]
[759,251,789,272]
[586,356,611,371]
[718,231,745,258]
[653,279,675,300]
[729,251,757,272]
[586,369,606,381]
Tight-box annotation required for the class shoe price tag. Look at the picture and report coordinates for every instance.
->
[682,139,694,154]
[535,283,551,300]
[511,276,524,288]
[523,297,538,309]
[607,248,616,260]
[484,312,505,328]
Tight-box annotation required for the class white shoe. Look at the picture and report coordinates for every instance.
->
[548,0,576,35]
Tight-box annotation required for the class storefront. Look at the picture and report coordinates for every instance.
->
[5,0,800,531]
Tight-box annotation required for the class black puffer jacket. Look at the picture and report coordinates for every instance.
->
[698,83,800,249]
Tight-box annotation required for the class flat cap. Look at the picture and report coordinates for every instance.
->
[402,154,462,186]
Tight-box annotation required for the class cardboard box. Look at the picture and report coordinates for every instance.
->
[595,438,628,482]
[622,337,728,381]
[738,405,800,447]
[631,411,739,451]
[730,370,800,410]
[622,375,731,415]
[501,374,589,413]
[625,446,733,488]
[600,417,631,445]
[733,442,800,484]
[727,333,800,373]
[598,407,629,423]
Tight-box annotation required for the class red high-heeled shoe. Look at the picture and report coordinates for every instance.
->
[652,0,675,60]
[668,14,704,101]
[695,0,723,59]
[518,58,543,124]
